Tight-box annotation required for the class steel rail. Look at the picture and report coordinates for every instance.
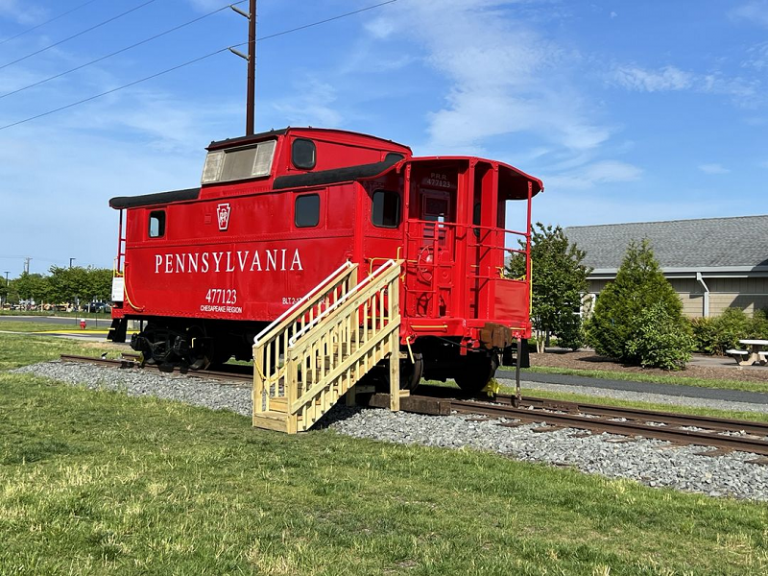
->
[60,354,136,368]
[448,399,768,456]
[504,395,768,437]
[59,354,252,384]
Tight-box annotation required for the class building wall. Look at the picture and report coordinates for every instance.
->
[586,276,768,318]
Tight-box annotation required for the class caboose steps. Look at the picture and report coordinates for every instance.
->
[252,260,402,434]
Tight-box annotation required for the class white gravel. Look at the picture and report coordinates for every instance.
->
[13,361,768,502]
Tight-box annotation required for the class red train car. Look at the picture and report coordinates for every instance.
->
[108,127,542,392]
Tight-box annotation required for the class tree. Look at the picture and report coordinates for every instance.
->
[84,267,112,302]
[14,272,50,306]
[507,223,591,352]
[0,277,8,306]
[586,239,691,367]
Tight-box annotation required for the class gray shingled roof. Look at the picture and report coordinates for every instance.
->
[565,215,768,271]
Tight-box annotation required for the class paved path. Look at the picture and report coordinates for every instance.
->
[0,315,107,326]
[497,369,768,405]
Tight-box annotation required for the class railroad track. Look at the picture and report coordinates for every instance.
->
[58,355,768,457]
[362,386,768,458]
[59,354,252,384]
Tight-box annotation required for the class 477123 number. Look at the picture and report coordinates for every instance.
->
[205,288,237,305]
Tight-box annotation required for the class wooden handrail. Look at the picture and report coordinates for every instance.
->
[288,259,399,347]
[253,260,355,345]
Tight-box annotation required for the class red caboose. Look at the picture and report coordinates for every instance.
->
[108,127,542,392]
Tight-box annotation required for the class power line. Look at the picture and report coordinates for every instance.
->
[0,0,161,72]
[257,0,398,42]
[0,46,235,132]
[0,0,105,46]
[0,0,400,133]
[0,0,248,101]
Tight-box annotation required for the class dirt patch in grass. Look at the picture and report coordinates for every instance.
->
[530,350,768,384]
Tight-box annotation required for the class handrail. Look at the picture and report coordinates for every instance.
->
[253,260,354,345]
[287,259,398,347]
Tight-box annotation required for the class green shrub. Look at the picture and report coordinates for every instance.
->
[689,317,722,355]
[587,239,684,365]
[690,308,768,355]
[750,309,768,339]
[626,304,694,370]
[556,321,585,351]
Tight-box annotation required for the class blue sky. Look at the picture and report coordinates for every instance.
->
[0,0,766,275]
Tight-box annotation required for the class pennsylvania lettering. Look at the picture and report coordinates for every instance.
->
[154,249,303,274]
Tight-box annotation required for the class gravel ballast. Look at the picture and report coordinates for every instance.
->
[14,361,768,502]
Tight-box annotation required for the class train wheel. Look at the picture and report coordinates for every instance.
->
[138,324,173,366]
[185,326,211,370]
[400,352,424,391]
[453,352,499,395]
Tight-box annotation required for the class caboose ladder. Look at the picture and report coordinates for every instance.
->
[252,260,402,434]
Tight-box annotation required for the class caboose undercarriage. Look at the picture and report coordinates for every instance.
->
[111,314,528,394]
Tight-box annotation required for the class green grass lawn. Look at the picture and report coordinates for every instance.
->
[0,333,121,370]
[2,333,768,574]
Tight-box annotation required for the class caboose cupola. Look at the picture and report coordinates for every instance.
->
[197,127,412,200]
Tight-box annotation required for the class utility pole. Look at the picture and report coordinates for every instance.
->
[69,257,76,268]
[229,0,256,135]
[2,271,8,309]
[23,257,30,275]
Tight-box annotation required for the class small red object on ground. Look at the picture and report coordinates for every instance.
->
[79,320,86,330]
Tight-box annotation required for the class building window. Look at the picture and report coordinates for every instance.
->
[149,211,165,238]
[292,138,316,170]
[295,194,320,227]
[372,190,400,228]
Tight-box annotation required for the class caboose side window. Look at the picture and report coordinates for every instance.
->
[372,190,400,228]
[295,194,320,227]
[292,139,316,170]
[149,211,165,238]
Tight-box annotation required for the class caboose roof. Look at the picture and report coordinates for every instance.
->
[406,156,544,200]
[207,127,411,153]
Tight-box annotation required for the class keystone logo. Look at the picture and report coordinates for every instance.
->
[216,203,231,231]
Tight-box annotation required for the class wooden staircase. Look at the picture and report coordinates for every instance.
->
[252,260,402,433]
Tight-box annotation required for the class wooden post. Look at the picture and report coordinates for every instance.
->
[514,337,522,407]
[389,273,401,412]
[286,353,298,434]
[253,344,263,423]
[389,331,400,412]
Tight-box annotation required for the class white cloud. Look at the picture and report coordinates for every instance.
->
[731,1,768,28]
[366,0,611,156]
[611,64,760,107]
[270,78,342,127]
[364,17,396,40]
[698,163,730,174]
[744,42,768,71]
[0,0,46,25]
[543,160,642,191]
[613,66,694,92]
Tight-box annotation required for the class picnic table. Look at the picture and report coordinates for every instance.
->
[735,339,768,366]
